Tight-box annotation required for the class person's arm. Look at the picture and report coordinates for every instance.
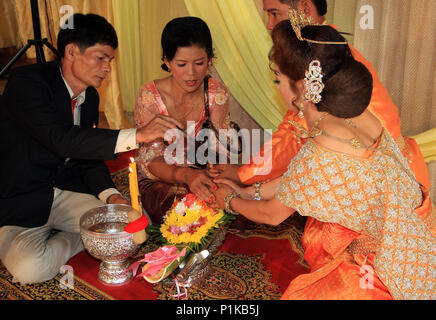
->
[213,177,282,201]
[212,183,294,226]
[6,72,180,161]
[147,158,217,202]
[237,110,307,185]
[4,73,120,161]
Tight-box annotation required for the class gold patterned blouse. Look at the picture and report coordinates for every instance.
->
[276,129,435,300]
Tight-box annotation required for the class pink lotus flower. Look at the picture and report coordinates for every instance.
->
[127,246,187,278]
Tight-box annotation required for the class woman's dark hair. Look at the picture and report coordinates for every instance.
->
[160,17,214,72]
[270,21,373,118]
[57,13,118,58]
[279,0,327,17]
[312,0,328,16]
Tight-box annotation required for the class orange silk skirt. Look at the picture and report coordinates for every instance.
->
[281,218,393,300]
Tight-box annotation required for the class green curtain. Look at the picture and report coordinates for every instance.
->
[325,0,357,44]
[184,0,287,131]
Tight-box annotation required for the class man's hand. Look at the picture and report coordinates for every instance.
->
[107,193,129,205]
[136,115,183,144]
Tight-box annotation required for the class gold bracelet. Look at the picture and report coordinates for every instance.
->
[253,182,262,200]
[224,191,240,216]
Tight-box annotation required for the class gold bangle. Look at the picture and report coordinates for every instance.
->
[253,182,262,200]
[224,191,240,216]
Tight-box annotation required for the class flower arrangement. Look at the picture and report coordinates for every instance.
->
[132,193,234,284]
[149,193,234,252]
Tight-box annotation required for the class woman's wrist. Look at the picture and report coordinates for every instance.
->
[173,166,188,184]
[224,191,240,215]
[239,186,255,200]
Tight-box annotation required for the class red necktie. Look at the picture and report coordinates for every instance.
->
[71,98,77,121]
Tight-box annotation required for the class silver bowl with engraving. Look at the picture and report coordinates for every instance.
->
[79,205,140,286]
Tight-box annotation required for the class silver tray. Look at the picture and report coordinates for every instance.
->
[162,225,228,287]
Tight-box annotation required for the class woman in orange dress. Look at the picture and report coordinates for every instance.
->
[212,22,435,300]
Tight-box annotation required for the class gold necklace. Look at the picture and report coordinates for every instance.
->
[287,113,327,139]
[288,113,376,150]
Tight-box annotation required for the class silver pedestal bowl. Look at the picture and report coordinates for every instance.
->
[79,205,140,286]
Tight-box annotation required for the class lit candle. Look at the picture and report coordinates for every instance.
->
[129,157,140,212]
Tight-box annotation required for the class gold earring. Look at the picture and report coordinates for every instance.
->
[297,102,305,119]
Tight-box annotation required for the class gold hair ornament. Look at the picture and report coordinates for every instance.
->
[304,60,324,104]
[288,8,348,45]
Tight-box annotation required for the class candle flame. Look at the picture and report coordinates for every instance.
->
[130,157,135,163]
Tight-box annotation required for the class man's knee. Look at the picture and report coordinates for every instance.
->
[5,250,56,285]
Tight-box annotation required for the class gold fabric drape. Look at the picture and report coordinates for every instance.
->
[184,0,287,131]
[0,1,20,48]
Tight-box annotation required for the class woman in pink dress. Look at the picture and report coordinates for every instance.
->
[134,17,232,224]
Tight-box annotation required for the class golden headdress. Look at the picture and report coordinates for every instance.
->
[288,8,348,45]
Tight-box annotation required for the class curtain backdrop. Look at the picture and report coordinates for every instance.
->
[112,0,189,115]
[325,0,357,44]
[0,1,20,48]
[353,0,436,201]
[353,0,436,136]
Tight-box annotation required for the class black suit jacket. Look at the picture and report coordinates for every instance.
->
[0,61,120,228]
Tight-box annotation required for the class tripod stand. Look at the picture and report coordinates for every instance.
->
[0,0,59,78]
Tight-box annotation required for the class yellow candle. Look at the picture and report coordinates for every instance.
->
[129,158,140,212]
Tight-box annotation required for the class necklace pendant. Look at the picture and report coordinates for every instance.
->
[345,119,357,128]
[310,127,323,138]
[350,138,361,149]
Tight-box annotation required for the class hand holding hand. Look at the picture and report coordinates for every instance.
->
[185,169,217,204]
[210,183,234,210]
[213,178,251,200]
[207,164,241,183]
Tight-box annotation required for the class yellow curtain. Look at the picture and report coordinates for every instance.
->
[111,0,189,114]
[325,0,357,44]
[413,129,436,163]
[184,0,287,131]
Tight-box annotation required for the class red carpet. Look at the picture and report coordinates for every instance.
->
[66,251,158,300]
[64,230,309,300]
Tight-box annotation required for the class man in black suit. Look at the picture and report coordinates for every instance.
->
[0,13,181,285]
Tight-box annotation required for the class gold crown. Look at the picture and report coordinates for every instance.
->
[289,8,348,45]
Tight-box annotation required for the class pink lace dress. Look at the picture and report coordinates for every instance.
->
[134,77,231,223]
